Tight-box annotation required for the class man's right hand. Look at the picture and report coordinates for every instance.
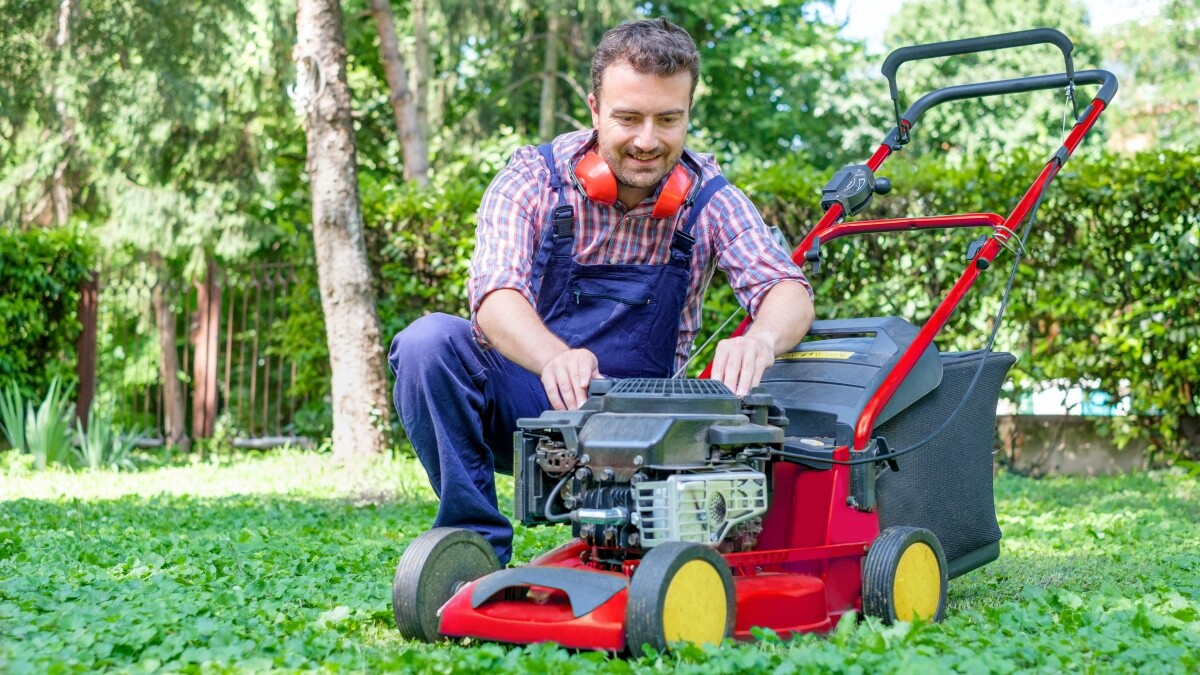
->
[540,348,601,410]
[477,289,602,410]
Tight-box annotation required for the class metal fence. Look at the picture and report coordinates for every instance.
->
[86,260,313,446]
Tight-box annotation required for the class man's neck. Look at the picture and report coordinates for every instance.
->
[616,184,655,210]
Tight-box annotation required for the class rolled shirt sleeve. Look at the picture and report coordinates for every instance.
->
[467,147,547,346]
[702,184,811,319]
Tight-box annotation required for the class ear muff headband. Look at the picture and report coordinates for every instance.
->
[572,150,694,219]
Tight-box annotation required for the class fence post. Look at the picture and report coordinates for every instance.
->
[76,271,98,426]
[191,255,221,439]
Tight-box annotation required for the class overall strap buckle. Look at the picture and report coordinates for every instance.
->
[670,230,696,256]
[552,205,575,238]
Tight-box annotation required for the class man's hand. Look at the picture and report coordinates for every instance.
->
[710,335,775,397]
[711,281,814,397]
[540,348,601,411]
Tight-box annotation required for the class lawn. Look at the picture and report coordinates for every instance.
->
[1,449,1197,673]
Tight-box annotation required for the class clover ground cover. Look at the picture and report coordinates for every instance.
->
[0,450,1196,673]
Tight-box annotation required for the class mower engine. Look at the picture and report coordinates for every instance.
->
[514,378,787,558]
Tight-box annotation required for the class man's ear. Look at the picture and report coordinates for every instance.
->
[588,93,600,127]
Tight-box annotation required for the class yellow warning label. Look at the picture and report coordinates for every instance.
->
[778,350,855,360]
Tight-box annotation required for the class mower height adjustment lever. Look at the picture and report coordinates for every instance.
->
[821,165,892,218]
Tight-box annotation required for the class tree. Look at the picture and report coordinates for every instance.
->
[368,0,430,185]
[1102,0,1200,152]
[538,0,565,141]
[295,0,391,459]
[50,0,76,226]
[656,0,867,164]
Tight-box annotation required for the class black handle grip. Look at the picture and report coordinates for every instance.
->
[898,69,1116,131]
[882,28,1075,100]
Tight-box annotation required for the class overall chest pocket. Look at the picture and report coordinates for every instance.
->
[559,273,657,351]
[572,289,654,306]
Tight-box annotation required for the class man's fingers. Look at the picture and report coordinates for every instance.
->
[724,345,753,393]
[542,370,567,410]
[749,351,769,390]
[558,366,580,410]
[712,342,732,389]
[572,357,591,390]
[542,349,599,411]
[713,337,774,397]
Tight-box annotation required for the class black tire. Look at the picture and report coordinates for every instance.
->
[862,526,948,624]
[392,527,501,642]
[625,542,735,657]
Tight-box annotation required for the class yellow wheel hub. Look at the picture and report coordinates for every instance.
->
[661,560,727,645]
[893,542,941,621]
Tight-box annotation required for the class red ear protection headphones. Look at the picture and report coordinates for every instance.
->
[572,150,693,219]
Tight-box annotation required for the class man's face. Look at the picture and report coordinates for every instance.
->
[589,61,692,191]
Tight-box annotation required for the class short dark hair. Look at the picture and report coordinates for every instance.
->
[591,18,701,101]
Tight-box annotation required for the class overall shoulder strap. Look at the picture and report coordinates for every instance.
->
[683,175,730,234]
[531,143,575,298]
[670,174,730,261]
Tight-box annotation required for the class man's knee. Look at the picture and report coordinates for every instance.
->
[388,313,472,378]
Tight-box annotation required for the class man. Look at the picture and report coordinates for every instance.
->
[389,18,813,565]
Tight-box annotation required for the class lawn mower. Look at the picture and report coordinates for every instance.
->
[390,28,1117,655]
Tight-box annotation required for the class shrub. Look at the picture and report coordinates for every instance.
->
[72,406,148,471]
[21,377,75,470]
[0,226,95,396]
[270,147,1199,458]
[737,148,1200,458]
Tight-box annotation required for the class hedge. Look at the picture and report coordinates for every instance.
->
[740,148,1200,457]
[0,226,94,398]
[273,149,1198,457]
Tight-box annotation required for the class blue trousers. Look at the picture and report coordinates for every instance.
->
[388,313,551,565]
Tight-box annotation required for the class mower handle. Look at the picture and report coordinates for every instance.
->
[881,28,1075,101]
[882,69,1118,148]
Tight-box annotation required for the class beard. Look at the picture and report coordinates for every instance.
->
[598,143,684,190]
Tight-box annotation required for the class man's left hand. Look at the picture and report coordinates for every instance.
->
[710,335,775,397]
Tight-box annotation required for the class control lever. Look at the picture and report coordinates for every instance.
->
[821,165,891,217]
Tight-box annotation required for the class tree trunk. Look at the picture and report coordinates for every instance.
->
[51,0,76,226]
[538,0,563,141]
[296,0,391,459]
[150,252,189,451]
[411,0,432,141]
[191,254,220,440]
[369,0,430,186]
[75,271,97,427]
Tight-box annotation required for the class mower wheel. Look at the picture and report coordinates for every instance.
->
[625,541,735,657]
[862,526,948,624]
[392,527,501,642]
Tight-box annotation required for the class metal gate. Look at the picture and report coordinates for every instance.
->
[86,260,316,447]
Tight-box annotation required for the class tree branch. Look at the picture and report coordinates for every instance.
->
[555,111,589,131]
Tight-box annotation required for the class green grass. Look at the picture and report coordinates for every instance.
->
[1,449,1197,673]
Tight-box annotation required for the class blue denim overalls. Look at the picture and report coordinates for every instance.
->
[389,144,728,563]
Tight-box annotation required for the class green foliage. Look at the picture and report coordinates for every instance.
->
[1103,0,1200,151]
[655,0,867,165]
[22,376,75,470]
[0,226,94,395]
[72,407,148,471]
[0,450,1196,671]
[0,382,26,452]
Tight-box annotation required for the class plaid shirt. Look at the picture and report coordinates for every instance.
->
[468,129,810,371]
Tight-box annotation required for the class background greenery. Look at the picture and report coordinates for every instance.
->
[1,0,1198,453]
[0,449,1196,672]
[0,227,93,396]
